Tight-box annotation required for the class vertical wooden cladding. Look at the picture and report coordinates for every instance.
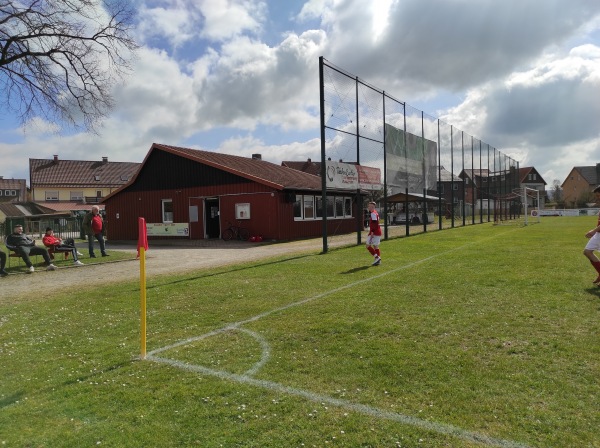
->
[103,146,360,241]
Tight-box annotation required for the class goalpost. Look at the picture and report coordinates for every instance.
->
[494,187,541,226]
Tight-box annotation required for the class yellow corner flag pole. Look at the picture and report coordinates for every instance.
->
[138,216,148,360]
[140,245,147,359]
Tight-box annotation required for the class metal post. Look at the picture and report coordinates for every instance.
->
[355,76,362,245]
[450,125,455,228]
[437,120,442,230]
[421,112,427,233]
[318,56,328,253]
[383,92,388,240]
[461,131,465,227]
[405,187,410,236]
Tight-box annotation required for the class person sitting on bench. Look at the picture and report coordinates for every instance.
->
[0,249,7,277]
[42,227,84,267]
[6,224,57,273]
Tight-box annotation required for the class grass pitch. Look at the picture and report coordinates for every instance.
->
[1,218,599,447]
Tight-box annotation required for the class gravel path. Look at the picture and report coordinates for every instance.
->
[1,234,359,300]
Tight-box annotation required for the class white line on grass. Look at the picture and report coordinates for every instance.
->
[148,232,529,448]
[149,234,500,357]
[147,354,529,448]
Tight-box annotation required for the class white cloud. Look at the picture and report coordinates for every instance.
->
[217,135,321,163]
[441,44,600,182]
[137,3,199,47]
[199,0,267,41]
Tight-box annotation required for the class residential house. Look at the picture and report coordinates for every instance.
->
[561,163,600,207]
[0,177,27,203]
[29,155,140,214]
[518,167,547,208]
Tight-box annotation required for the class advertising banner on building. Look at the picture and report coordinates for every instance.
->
[146,222,189,236]
[326,161,381,190]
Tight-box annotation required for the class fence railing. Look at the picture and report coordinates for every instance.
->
[319,57,522,251]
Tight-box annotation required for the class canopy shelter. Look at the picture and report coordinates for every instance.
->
[385,192,441,203]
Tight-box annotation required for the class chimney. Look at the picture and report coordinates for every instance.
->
[102,156,108,163]
[339,159,343,163]
[53,155,58,162]
[307,158,311,163]
[251,154,262,160]
[596,163,600,184]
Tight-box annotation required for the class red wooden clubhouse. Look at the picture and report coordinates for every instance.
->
[102,144,361,241]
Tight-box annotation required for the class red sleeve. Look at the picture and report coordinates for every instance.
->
[42,236,59,246]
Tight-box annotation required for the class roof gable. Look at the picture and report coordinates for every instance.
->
[518,167,547,185]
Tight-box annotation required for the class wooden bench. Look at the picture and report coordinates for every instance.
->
[44,244,70,261]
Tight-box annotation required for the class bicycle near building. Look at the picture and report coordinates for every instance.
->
[221,221,250,241]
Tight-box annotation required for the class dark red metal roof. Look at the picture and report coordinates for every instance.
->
[145,144,322,191]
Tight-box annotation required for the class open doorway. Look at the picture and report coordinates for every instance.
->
[204,198,220,238]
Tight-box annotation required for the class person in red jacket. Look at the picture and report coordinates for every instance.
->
[365,201,382,266]
[82,205,108,258]
[42,228,84,266]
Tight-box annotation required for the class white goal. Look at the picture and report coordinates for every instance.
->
[494,187,541,226]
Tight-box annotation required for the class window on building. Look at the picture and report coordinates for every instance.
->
[465,178,469,185]
[303,195,314,219]
[528,174,532,180]
[326,197,335,218]
[452,183,458,191]
[335,197,344,217]
[45,191,59,201]
[94,175,100,181]
[344,197,352,217]
[315,196,323,218]
[293,195,302,219]
[162,199,173,223]
[70,191,83,200]
[0,191,3,196]
[532,173,537,180]
[483,177,487,183]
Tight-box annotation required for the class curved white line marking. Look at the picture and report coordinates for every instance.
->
[147,354,529,448]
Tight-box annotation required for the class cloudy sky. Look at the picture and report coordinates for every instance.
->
[2,0,600,187]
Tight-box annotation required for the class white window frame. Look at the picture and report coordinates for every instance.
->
[162,199,173,223]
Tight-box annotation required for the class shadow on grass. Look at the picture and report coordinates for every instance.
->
[340,265,371,274]
[0,391,25,409]
[584,286,600,299]
[145,253,318,291]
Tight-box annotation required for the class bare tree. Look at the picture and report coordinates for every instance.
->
[0,0,138,132]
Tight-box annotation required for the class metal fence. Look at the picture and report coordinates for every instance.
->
[1,217,84,241]
[319,57,520,251]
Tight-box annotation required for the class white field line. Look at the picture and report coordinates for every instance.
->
[147,354,529,448]
[148,233,506,358]
[147,231,529,448]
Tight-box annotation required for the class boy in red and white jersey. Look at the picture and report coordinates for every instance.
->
[366,201,382,266]
[583,186,600,284]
